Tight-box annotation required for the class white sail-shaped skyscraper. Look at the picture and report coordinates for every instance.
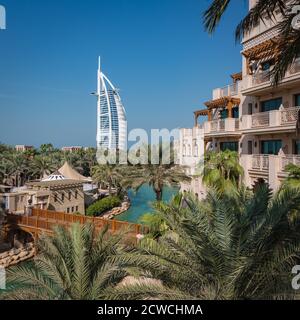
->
[96,58,127,151]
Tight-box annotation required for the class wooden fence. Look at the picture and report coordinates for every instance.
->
[6,208,148,240]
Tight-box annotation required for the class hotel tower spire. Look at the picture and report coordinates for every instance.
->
[96,57,127,151]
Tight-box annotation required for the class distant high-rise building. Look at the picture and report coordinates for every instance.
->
[95,57,127,151]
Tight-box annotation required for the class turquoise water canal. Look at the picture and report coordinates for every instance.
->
[117,184,179,223]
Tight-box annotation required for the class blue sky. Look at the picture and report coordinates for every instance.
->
[0,0,248,147]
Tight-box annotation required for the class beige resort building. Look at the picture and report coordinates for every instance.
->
[177,0,300,194]
[0,162,94,215]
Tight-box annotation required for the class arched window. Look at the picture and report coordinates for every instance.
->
[183,144,186,156]
[194,144,198,157]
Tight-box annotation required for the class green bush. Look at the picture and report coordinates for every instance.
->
[86,196,121,217]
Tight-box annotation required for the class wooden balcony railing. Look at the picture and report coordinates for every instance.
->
[219,120,225,131]
[252,155,269,171]
[281,107,300,125]
[235,119,240,130]
[252,71,271,85]
[210,120,218,132]
[289,59,300,75]
[280,155,300,172]
[252,112,270,127]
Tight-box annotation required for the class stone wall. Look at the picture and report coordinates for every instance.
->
[101,201,131,219]
[0,242,35,268]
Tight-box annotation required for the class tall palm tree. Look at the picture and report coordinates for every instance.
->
[92,164,125,195]
[125,163,190,201]
[4,224,130,300]
[7,153,28,186]
[202,150,243,192]
[124,143,190,201]
[203,0,299,85]
[0,160,13,185]
[39,143,55,156]
[30,155,57,180]
[62,152,84,174]
[83,147,97,176]
[108,185,300,300]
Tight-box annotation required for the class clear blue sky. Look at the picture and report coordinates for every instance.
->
[0,0,247,148]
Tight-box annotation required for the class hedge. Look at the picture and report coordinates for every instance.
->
[86,196,121,217]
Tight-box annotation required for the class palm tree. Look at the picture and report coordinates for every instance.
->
[109,184,300,300]
[284,163,300,188]
[126,164,190,201]
[92,164,125,195]
[140,193,183,239]
[0,160,13,185]
[201,150,243,192]
[4,224,130,300]
[62,152,84,174]
[203,0,299,84]
[7,153,28,186]
[124,143,190,201]
[39,143,55,156]
[30,155,57,180]
[83,147,97,176]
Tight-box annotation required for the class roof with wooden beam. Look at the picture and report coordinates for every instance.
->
[242,37,280,61]
[204,96,240,109]
[194,109,209,117]
[231,72,242,82]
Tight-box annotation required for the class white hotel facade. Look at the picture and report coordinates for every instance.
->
[177,0,300,195]
[95,58,127,151]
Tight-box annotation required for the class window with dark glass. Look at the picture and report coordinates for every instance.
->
[75,190,78,199]
[220,141,238,152]
[61,193,64,202]
[261,98,282,112]
[261,59,274,71]
[248,103,253,115]
[295,94,300,107]
[261,140,282,155]
[68,192,71,201]
[233,107,239,118]
[248,140,253,155]
[294,140,300,154]
[220,107,239,119]
[220,109,228,119]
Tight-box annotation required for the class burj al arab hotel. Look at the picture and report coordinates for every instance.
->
[95,57,127,151]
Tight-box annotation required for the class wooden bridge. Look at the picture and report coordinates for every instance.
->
[6,208,148,242]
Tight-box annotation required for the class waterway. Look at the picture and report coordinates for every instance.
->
[117,184,179,223]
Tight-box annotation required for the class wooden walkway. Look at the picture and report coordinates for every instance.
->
[6,208,148,241]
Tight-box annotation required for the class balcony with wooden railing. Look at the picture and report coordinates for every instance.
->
[212,82,240,100]
[242,107,300,132]
[204,118,240,136]
[252,70,271,85]
[251,112,270,127]
[242,60,300,95]
[252,155,269,171]
[280,155,300,172]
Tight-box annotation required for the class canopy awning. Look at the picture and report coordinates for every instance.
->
[231,72,242,83]
[204,96,240,109]
[242,38,281,75]
[242,38,280,61]
[194,109,209,117]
